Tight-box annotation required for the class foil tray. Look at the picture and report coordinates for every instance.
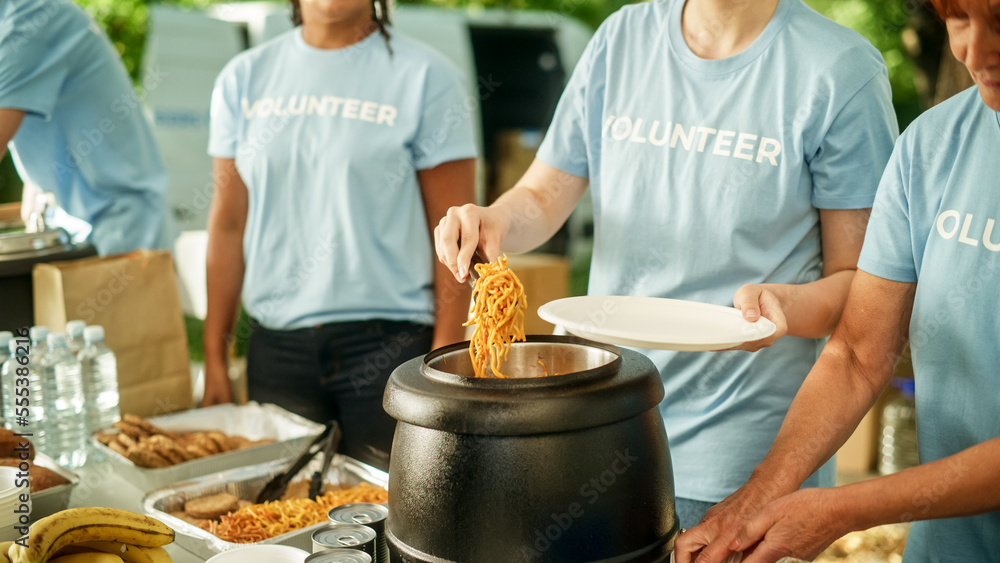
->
[142,455,388,560]
[30,452,80,519]
[90,402,324,491]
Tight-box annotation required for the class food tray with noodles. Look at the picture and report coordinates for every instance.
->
[91,402,324,491]
[29,452,80,519]
[142,455,388,560]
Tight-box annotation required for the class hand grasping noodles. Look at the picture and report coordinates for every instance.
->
[464,254,527,378]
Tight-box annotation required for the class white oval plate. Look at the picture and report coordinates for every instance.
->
[538,296,776,351]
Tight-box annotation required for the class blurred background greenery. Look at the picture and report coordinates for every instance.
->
[0,0,948,206]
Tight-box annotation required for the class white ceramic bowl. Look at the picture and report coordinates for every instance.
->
[206,545,310,563]
[0,467,22,495]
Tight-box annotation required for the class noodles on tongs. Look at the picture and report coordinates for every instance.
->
[464,254,527,378]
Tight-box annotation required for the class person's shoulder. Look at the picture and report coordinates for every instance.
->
[900,87,983,144]
[386,32,455,69]
[387,31,466,84]
[607,1,668,23]
[785,1,883,70]
[0,0,86,50]
[237,28,298,63]
[217,29,297,80]
[598,1,669,38]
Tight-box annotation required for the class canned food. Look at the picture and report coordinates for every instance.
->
[312,523,377,557]
[328,503,388,563]
[304,549,373,563]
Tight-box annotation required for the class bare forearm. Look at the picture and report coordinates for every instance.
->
[204,230,245,362]
[765,269,855,339]
[493,160,587,254]
[752,339,886,493]
[431,260,471,349]
[832,437,1000,531]
[753,275,914,493]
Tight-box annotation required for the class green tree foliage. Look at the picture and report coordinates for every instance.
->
[75,0,216,81]
[805,0,924,127]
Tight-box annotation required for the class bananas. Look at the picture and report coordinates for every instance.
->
[60,543,170,563]
[9,508,174,563]
[49,555,122,563]
[0,541,12,563]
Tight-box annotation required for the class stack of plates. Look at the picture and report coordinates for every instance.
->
[206,545,310,562]
[0,466,28,542]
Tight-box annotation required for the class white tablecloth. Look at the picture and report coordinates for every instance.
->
[69,461,204,563]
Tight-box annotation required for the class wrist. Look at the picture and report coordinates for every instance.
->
[489,201,515,242]
[747,462,802,500]
[204,365,230,382]
[818,486,863,537]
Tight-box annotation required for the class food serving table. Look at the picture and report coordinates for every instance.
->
[68,460,205,563]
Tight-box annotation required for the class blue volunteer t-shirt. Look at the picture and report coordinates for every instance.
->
[858,87,1000,562]
[0,0,168,255]
[537,0,898,502]
[209,28,477,330]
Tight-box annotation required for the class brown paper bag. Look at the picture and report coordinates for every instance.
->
[32,250,193,417]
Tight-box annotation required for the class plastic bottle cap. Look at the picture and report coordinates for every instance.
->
[47,333,68,347]
[84,325,105,344]
[29,326,50,342]
[0,331,12,347]
[66,320,86,338]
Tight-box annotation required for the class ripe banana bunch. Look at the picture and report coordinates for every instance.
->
[7,508,174,563]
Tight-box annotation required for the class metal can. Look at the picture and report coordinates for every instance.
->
[312,523,377,558]
[328,503,389,563]
[304,549,373,563]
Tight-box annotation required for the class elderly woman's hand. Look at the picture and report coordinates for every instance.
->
[674,479,785,563]
[728,488,849,563]
[726,284,788,352]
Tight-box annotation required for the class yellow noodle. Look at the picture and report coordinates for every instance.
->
[464,254,527,378]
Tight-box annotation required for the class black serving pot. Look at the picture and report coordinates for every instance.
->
[383,335,678,563]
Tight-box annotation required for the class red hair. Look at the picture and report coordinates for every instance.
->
[928,0,991,17]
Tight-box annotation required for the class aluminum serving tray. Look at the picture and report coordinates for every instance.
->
[91,402,324,491]
[31,452,80,519]
[142,455,388,560]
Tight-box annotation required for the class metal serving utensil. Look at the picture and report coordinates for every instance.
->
[256,421,341,503]
[308,422,342,499]
[467,249,488,288]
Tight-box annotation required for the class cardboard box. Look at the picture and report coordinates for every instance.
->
[507,253,569,335]
[0,202,21,225]
[465,252,570,339]
[488,129,543,204]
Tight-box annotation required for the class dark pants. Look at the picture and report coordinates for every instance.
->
[246,319,434,471]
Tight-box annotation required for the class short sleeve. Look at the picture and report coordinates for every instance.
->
[0,21,66,118]
[207,62,241,158]
[809,66,898,210]
[534,23,607,179]
[410,60,478,170]
[857,140,917,283]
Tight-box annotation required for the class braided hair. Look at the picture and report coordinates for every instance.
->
[289,0,392,53]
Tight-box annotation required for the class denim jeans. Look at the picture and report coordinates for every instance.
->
[247,319,434,471]
[675,497,718,530]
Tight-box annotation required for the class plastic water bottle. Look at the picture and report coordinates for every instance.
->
[65,320,87,356]
[78,326,121,433]
[30,326,50,360]
[879,377,919,475]
[15,328,50,452]
[0,332,12,427]
[41,333,88,468]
